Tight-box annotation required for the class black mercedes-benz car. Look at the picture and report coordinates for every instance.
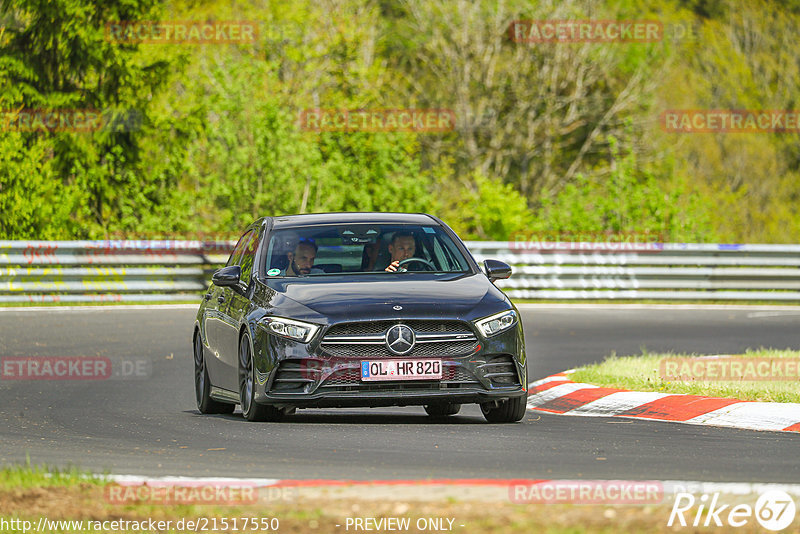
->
[192,212,527,422]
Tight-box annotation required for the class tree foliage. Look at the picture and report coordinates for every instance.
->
[1,0,798,242]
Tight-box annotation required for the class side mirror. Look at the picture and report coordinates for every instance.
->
[212,265,242,288]
[484,259,512,282]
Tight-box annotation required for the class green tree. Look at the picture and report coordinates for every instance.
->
[0,0,181,238]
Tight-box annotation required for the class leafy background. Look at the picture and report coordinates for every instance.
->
[1,0,798,242]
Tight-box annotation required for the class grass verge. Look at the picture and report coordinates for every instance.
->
[0,465,743,534]
[569,349,800,403]
[0,461,104,490]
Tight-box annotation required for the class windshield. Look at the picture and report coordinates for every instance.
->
[262,224,472,277]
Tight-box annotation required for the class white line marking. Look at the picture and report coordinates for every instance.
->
[528,369,578,388]
[746,311,800,318]
[685,402,800,431]
[527,382,597,408]
[0,304,198,312]
[92,474,800,497]
[661,480,800,496]
[104,474,282,486]
[527,373,800,433]
[528,375,570,388]
[516,303,800,311]
[565,391,674,416]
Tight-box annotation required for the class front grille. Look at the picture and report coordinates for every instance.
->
[319,364,478,387]
[321,368,362,386]
[444,367,477,383]
[319,340,478,359]
[320,320,479,358]
[325,320,469,337]
[478,354,520,387]
[270,359,481,393]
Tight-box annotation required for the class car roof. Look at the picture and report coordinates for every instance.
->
[268,212,439,229]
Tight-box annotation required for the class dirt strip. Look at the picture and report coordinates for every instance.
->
[3,483,800,533]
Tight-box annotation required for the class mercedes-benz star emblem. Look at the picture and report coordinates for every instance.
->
[385,324,415,355]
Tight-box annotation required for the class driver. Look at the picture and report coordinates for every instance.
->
[384,232,418,272]
[282,240,323,276]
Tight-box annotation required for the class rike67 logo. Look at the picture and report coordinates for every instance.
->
[668,490,796,531]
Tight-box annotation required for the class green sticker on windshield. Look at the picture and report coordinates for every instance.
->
[267,268,281,276]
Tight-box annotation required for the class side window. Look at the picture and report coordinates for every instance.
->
[226,230,253,267]
[238,231,259,286]
[431,238,449,270]
[431,233,469,272]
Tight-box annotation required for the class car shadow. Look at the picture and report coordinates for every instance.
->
[184,409,489,425]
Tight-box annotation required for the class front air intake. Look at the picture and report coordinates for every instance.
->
[270,360,317,393]
[479,354,520,387]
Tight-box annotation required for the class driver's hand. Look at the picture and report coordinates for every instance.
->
[385,260,399,272]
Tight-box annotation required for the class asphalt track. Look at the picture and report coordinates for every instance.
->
[0,305,798,482]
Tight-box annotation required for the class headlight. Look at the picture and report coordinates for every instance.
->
[474,310,517,337]
[259,316,320,343]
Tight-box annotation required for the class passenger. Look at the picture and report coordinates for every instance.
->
[361,241,381,271]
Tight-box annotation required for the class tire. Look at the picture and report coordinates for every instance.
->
[194,331,234,415]
[480,395,527,423]
[239,332,284,422]
[424,403,461,417]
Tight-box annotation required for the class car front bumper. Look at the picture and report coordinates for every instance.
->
[261,384,527,409]
[251,321,527,409]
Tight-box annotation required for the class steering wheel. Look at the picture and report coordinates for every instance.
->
[397,257,436,272]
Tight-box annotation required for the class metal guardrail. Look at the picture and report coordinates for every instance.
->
[2,240,800,303]
[0,241,233,303]
[471,242,800,301]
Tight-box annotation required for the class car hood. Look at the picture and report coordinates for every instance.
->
[257,273,509,323]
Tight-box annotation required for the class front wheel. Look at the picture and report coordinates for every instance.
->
[480,395,527,423]
[194,331,234,415]
[239,332,284,422]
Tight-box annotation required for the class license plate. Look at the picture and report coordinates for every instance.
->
[360,359,442,381]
